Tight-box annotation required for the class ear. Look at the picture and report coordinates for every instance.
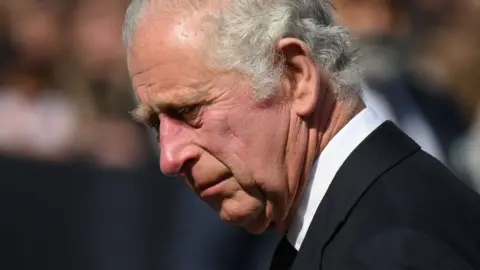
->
[276,38,319,117]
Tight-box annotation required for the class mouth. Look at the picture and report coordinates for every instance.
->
[198,172,232,198]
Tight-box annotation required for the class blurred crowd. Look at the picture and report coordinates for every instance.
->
[0,0,478,172]
[333,0,480,190]
[0,0,479,269]
[2,0,478,184]
[0,0,153,168]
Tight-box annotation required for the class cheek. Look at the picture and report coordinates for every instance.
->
[201,106,287,182]
[199,110,247,167]
[202,108,262,157]
[226,108,285,155]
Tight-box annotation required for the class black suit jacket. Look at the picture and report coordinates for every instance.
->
[271,121,480,270]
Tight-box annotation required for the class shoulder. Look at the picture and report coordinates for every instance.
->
[321,150,480,268]
[336,228,474,270]
[348,150,480,235]
[369,150,480,211]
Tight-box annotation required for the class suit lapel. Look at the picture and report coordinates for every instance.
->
[290,121,421,270]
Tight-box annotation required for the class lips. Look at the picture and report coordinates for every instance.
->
[197,172,232,198]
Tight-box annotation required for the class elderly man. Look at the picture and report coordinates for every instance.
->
[123,0,480,269]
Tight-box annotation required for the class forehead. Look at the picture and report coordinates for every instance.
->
[127,8,208,72]
[127,10,213,102]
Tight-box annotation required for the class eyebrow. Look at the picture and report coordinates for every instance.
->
[130,81,213,125]
[130,94,200,126]
[130,105,155,126]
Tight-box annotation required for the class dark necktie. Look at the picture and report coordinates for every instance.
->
[270,237,298,270]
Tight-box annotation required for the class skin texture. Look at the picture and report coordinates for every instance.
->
[128,8,364,234]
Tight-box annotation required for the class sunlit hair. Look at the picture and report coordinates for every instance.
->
[123,0,362,102]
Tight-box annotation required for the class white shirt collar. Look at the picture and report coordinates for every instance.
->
[287,107,386,250]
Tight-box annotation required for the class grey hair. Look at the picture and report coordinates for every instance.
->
[123,0,146,49]
[123,0,362,101]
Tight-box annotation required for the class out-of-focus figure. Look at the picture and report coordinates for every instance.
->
[333,0,469,173]
[423,2,480,191]
[0,0,79,162]
[66,0,149,168]
[0,0,151,167]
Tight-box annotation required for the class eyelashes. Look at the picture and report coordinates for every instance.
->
[147,105,201,137]
[167,105,200,121]
[132,102,203,142]
[164,105,203,129]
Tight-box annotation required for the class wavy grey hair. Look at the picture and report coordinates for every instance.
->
[123,0,362,101]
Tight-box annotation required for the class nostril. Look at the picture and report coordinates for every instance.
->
[179,159,196,177]
[159,148,199,177]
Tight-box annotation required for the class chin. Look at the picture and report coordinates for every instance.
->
[219,198,267,231]
[224,208,272,235]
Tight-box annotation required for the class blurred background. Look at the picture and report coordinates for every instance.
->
[0,0,479,269]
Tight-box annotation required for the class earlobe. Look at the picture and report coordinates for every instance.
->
[276,38,318,117]
[293,80,318,117]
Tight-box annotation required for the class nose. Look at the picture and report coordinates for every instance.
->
[158,116,199,176]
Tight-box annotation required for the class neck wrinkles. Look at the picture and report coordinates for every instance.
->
[278,83,365,233]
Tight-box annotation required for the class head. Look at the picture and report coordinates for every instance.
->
[125,0,363,233]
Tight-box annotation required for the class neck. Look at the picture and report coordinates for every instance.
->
[276,87,365,233]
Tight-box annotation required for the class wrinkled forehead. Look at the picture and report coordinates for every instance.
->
[126,7,212,73]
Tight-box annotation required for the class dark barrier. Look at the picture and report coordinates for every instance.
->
[0,155,176,270]
[0,155,279,270]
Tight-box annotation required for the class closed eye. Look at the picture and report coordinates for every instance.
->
[167,105,200,122]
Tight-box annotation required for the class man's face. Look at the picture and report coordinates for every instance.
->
[128,14,297,233]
